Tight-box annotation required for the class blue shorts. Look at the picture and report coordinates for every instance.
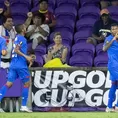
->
[7,68,30,84]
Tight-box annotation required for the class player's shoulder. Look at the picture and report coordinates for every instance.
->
[15,35,26,43]
[106,34,113,40]
[105,35,114,43]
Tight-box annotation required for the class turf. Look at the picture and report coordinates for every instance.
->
[0,112,118,118]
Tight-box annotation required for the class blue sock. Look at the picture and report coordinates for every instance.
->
[108,81,117,108]
[0,85,9,102]
[21,86,29,106]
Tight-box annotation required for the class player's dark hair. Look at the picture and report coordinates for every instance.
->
[111,23,118,28]
[15,24,24,34]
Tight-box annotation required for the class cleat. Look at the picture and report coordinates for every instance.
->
[20,106,32,113]
[114,106,118,112]
[105,107,115,112]
[0,108,5,113]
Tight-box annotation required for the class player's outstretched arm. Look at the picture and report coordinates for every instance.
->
[14,45,33,62]
[103,39,115,51]
[103,34,118,51]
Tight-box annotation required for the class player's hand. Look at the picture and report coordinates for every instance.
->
[27,12,33,18]
[29,61,33,67]
[25,56,33,62]
[4,0,10,7]
[114,33,118,39]
[0,8,3,14]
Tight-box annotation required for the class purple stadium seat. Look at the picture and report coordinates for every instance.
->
[10,4,29,24]
[55,18,75,33]
[48,0,56,10]
[80,0,100,7]
[11,4,29,14]
[78,6,100,19]
[0,0,4,3]
[107,6,118,22]
[10,0,31,9]
[35,44,47,56]
[76,18,97,31]
[0,0,4,8]
[55,4,77,21]
[72,42,95,57]
[0,69,22,97]
[57,0,79,9]
[69,54,93,67]
[94,54,108,67]
[35,54,44,67]
[48,6,54,13]
[74,30,92,43]
[96,43,107,55]
[33,0,39,7]
[50,31,73,45]
[13,16,27,25]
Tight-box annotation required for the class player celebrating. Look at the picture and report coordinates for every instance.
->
[103,23,118,112]
[0,24,33,112]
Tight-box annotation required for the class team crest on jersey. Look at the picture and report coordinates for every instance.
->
[20,41,22,45]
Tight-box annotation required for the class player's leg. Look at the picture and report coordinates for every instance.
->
[106,80,117,112]
[0,69,17,112]
[18,68,32,112]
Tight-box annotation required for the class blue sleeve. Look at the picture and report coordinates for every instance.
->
[103,36,112,47]
[15,36,23,48]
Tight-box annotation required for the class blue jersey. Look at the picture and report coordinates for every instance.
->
[0,36,7,62]
[103,34,118,70]
[10,35,28,69]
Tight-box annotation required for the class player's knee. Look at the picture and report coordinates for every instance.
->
[24,81,30,88]
[6,82,13,88]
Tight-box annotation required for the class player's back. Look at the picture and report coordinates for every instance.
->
[10,35,28,69]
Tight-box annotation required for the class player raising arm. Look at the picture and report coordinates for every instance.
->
[103,23,118,112]
[0,24,33,113]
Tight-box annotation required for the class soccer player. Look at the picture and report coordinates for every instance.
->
[103,23,118,112]
[0,24,33,112]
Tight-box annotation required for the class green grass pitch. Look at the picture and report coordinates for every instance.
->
[0,112,118,118]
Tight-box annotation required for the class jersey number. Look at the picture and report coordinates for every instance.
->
[12,44,17,57]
